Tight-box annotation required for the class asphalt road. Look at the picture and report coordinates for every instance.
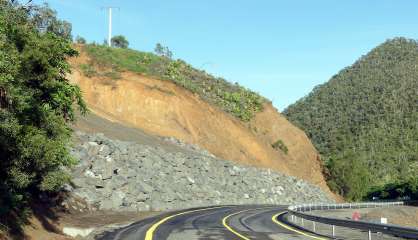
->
[97,205,325,240]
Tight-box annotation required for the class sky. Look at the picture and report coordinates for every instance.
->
[34,0,418,111]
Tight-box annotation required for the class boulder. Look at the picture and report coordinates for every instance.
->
[68,132,333,212]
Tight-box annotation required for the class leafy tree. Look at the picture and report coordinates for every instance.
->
[367,177,418,200]
[284,38,418,200]
[75,35,86,44]
[0,0,86,229]
[30,3,72,40]
[154,43,173,59]
[111,35,129,48]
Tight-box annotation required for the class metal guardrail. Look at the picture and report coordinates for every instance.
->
[286,201,418,239]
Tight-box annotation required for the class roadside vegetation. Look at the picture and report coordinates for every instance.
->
[81,43,265,121]
[367,177,418,201]
[0,1,86,234]
[284,38,418,201]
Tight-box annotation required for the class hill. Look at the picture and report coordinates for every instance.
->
[284,38,418,200]
[68,44,333,195]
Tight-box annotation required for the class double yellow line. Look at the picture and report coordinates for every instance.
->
[144,206,224,240]
[145,207,328,240]
[223,209,329,240]
[222,208,256,240]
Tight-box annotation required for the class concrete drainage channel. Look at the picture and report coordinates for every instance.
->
[62,227,96,238]
[284,201,418,239]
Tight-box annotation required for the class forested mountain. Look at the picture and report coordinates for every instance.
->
[284,38,418,200]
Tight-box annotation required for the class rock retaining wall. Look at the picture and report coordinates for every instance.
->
[68,131,333,212]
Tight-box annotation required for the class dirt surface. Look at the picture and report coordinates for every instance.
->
[364,206,418,228]
[69,49,332,196]
[73,110,191,155]
[19,210,159,240]
[57,211,159,229]
[22,216,73,240]
[312,206,418,228]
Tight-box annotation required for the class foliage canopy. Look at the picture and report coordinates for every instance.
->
[111,35,129,48]
[284,38,418,200]
[0,0,86,225]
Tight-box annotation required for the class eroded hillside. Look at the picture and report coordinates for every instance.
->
[69,47,332,195]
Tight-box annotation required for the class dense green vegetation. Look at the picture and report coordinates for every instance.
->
[0,0,86,232]
[284,38,418,200]
[367,176,418,200]
[82,44,264,121]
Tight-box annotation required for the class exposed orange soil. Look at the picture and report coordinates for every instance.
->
[22,217,72,240]
[12,210,158,240]
[69,50,333,196]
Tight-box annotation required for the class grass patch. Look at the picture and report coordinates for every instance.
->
[103,71,121,80]
[82,44,265,121]
[272,139,288,154]
[79,61,121,84]
[78,63,97,77]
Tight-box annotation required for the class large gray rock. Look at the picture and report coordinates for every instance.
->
[68,132,334,212]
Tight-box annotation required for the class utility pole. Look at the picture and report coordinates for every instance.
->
[102,7,119,47]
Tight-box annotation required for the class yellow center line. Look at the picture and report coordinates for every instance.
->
[222,207,276,240]
[144,206,225,240]
[271,211,329,240]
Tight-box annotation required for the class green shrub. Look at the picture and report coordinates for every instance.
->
[0,0,86,232]
[272,140,288,154]
[83,44,265,121]
[366,177,418,201]
[111,35,129,48]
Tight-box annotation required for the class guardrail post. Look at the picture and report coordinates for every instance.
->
[287,201,416,240]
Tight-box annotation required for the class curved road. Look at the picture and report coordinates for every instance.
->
[97,205,326,240]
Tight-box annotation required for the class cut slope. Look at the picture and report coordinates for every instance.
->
[69,48,332,195]
[284,37,418,200]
